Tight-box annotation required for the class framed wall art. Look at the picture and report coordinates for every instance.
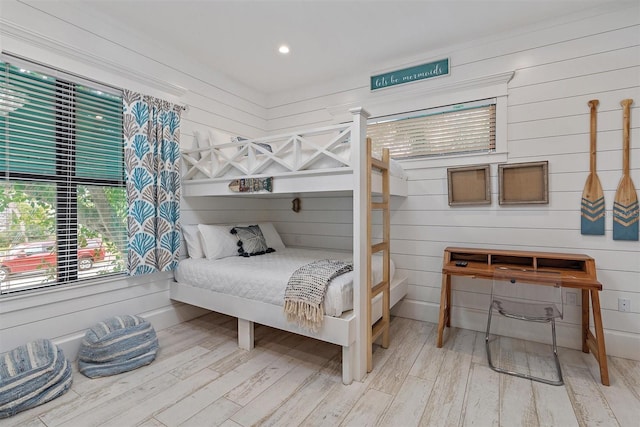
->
[447,164,491,206]
[498,161,548,205]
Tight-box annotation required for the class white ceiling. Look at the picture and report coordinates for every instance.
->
[65,0,619,95]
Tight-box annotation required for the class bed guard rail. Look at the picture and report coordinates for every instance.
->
[181,123,355,181]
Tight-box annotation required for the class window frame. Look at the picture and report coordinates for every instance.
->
[342,70,513,171]
[367,98,497,160]
[0,54,127,295]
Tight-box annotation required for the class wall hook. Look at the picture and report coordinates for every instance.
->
[292,197,301,213]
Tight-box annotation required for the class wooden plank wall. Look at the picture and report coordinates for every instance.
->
[0,0,268,357]
[3,1,637,364]
[259,5,640,360]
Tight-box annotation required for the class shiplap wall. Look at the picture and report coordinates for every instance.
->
[2,1,638,364]
[257,5,640,360]
[0,0,269,358]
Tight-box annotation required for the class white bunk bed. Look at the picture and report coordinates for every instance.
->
[180,110,408,198]
[171,108,408,384]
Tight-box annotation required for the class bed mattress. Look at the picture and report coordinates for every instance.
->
[174,248,395,317]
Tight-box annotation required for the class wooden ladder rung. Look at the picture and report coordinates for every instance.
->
[371,318,388,342]
[371,158,388,171]
[371,242,388,253]
[372,280,389,297]
[371,202,388,210]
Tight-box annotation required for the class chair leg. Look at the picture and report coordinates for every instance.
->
[551,318,564,385]
[485,303,497,370]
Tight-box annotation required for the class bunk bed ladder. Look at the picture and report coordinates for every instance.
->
[366,137,391,373]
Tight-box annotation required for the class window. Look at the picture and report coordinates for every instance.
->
[0,55,126,294]
[367,99,496,159]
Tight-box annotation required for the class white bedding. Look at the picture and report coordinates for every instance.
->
[174,248,395,317]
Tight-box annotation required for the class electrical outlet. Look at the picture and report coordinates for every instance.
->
[618,298,631,312]
[566,291,577,306]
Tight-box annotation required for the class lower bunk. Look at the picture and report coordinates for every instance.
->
[170,248,407,384]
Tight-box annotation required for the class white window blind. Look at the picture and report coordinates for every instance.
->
[0,54,126,294]
[368,99,496,159]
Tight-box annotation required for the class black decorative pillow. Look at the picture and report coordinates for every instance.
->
[242,142,272,156]
[230,225,275,257]
[231,136,247,144]
[234,136,272,156]
[256,142,273,152]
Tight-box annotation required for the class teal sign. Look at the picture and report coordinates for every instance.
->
[371,58,449,91]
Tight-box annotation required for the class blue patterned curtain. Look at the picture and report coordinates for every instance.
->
[123,90,181,275]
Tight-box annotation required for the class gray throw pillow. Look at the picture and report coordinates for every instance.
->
[231,225,275,257]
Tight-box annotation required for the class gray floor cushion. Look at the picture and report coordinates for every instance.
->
[78,315,158,378]
[0,339,73,419]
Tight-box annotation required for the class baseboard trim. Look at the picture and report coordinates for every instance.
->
[53,302,208,361]
[394,298,640,362]
[53,297,639,363]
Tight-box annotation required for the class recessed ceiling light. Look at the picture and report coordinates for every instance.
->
[278,45,290,54]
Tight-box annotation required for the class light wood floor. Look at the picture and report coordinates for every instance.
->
[6,313,639,427]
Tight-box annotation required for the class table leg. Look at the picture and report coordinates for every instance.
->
[436,273,451,348]
[590,289,610,386]
[446,277,452,327]
[581,289,590,353]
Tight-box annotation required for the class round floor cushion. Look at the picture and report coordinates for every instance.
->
[78,315,158,378]
[0,339,73,419]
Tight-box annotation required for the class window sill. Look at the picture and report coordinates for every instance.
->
[398,151,508,170]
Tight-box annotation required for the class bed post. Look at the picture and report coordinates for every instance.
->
[349,107,370,382]
[238,319,254,350]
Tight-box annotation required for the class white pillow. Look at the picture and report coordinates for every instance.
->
[257,222,286,249]
[195,129,212,148]
[191,130,204,161]
[211,129,238,159]
[197,224,239,260]
[208,128,231,145]
[182,224,204,258]
[191,130,220,178]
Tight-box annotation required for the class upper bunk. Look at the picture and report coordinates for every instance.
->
[181,108,408,197]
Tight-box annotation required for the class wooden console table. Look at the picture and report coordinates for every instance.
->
[437,247,609,386]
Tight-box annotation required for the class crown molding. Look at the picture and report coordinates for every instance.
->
[0,18,187,97]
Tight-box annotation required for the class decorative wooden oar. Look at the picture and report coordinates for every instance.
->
[613,98,638,241]
[581,100,605,235]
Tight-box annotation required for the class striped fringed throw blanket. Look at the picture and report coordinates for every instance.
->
[284,259,353,332]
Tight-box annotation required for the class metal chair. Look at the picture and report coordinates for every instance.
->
[485,267,564,386]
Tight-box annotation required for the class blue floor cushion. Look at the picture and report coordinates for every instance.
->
[0,339,73,419]
[78,315,158,378]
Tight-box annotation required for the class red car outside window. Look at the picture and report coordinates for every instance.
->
[0,239,105,281]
